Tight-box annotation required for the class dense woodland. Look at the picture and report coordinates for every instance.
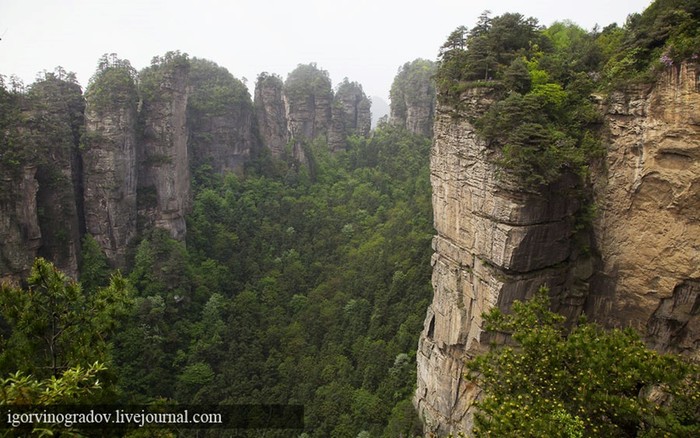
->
[1,0,700,436]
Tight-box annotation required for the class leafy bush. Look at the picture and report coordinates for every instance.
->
[469,288,700,437]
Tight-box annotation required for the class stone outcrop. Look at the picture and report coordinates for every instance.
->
[328,79,371,152]
[282,64,334,162]
[415,88,587,435]
[0,165,41,281]
[589,63,700,359]
[390,59,436,137]
[0,73,83,280]
[254,73,288,159]
[415,63,700,435]
[188,58,258,175]
[30,76,85,278]
[255,65,373,161]
[138,55,191,240]
[83,64,139,268]
[0,57,375,281]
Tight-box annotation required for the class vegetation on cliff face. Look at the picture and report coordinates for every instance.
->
[436,0,699,188]
[602,0,700,85]
[470,289,700,437]
[389,59,436,136]
[283,63,333,103]
[436,13,605,189]
[84,53,138,117]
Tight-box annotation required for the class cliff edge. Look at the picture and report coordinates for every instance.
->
[415,64,700,435]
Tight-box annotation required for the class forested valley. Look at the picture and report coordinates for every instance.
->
[0,57,434,434]
[2,0,700,436]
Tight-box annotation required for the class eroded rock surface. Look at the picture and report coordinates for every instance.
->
[415,63,700,436]
[590,63,700,359]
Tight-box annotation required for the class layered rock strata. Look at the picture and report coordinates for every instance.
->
[138,59,191,240]
[83,67,139,268]
[0,165,41,280]
[415,64,700,435]
[414,88,586,435]
[589,63,700,359]
[254,73,288,159]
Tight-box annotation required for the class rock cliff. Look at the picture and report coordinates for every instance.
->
[255,65,372,161]
[415,87,587,435]
[0,165,41,280]
[589,63,700,359]
[0,73,85,280]
[27,75,84,277]
[137,54,191,240]
[281,64,334,163]
[328,79,371,152]
[254,73,288,159]
[390,59,436,137]
[415,64,700,435]
[0,57,374,280]
[188,58,258,175]
[83,61,139,268]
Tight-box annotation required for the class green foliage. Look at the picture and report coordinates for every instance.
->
[469,288,700,437]
[436,0,700,187]
[437,12,608,189]
[0,362,107,405]
[283,63,333,102]
[602,0,700,86]
[435,12,544,99]
[0,258,132,380]
[475,83,603,188]
[106,123,433,435]
[79,234,111,293]
[84,53,138,117]
[188,57,251,117]
[0,68,84,179]
[139,51,190,104]
[0,78,27,170]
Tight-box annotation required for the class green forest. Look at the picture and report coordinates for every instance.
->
[0,114,433,436]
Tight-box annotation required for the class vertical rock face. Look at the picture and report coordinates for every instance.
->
[29,76,85,277]
[188,58,258,175]
[82,62,139,268]
[390,59,436,137]
[138,54,191,240]
[283,64,334,162]
[255,65,373,160]
[415,88,585,435]
[416,63,700,435]
[328,79,371,152]
[589,63,700,360]
[0,165,41,281]
[254,73,288,159]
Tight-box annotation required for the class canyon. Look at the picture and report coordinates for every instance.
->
[0,57,373,278]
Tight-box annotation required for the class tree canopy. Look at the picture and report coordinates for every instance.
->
[469,288,700,437]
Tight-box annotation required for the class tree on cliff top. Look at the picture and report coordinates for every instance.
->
[469,288,700,437]
[284,63,333,101]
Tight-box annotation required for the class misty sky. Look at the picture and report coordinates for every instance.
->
[1,0,653,102]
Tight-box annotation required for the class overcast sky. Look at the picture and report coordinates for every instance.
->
[1,0,652,101]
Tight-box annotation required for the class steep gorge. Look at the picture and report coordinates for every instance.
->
[415,63,700,435]
[0,57,374,276]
